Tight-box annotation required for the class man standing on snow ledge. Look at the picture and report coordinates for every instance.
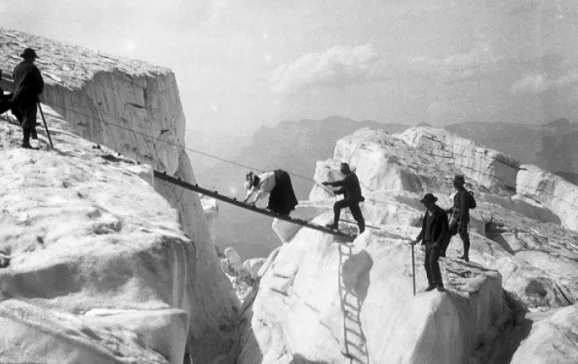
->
[243,170,298,216]
[412,193,448,292]
[322,162,366,234]
[12,48,44,149]
[440,174,473,262]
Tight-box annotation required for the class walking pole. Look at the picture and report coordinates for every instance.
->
[411,243,416,296]
[37,101,54,149]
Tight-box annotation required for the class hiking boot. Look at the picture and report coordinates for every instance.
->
[325,223,338,230]
[424,283,436,292]
[358,220,365,234]
[437,284,446,292]
[21,143,34,150]
[458,255,469,262]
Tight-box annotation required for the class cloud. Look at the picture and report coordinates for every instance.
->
[506,0,539,16]
[270,44,387,94]
[269,43,503,94]
[510,68,578,94]
[510,74,547,94]
[407,43,501,84]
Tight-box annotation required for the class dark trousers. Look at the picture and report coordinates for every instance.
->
[441,219,470,257]
[333,199,365,233]
[13,101,38,146]
[425,242,442,285]
[22,127,35,146]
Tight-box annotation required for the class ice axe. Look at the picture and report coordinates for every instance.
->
[404,239,416,296]
[37,101,54,149]
[411,242,416,296]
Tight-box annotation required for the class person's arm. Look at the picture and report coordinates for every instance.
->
[412,214,426,245]
[434,211,448,246]
[251,189,265,204]
[35,67,44,96]
[322,174,350,187]
[330,176,349,187]
[242,188,256,204]
[459,191,468,225]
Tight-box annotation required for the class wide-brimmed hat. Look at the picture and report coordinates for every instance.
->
[419,193,438,204]
[20,48,39,59]
[453,174,466,185]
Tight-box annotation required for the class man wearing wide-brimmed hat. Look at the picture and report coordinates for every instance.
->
[439,174,472,261]
[412,192,448,292]
[243,169,298,216]
[11,47,44,149]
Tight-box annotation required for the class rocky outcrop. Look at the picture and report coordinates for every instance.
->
[516,164,578,232]
[397,127,520,194]
[0,118,194,363]
[229,223,513,364]
[202,196,219,240]
[1,28,239,363]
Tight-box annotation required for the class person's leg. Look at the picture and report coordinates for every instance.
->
[349,203,365,234]
[327,199,348,229]
[424,243,436,291]
[430,244,444,291]
[20,102,37,148]
[12,103,24,124]
[458,223,470,262]
[22,127,32,148]
[440,220,458,257]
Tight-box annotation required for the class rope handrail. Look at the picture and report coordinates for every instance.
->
[32,102,388,203]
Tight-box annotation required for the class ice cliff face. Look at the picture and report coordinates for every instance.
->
[1,28,239,363]
[0,114,193,363]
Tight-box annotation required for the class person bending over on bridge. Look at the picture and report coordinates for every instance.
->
[412,193,448,292]
[322,162,366,234]
[12,48,44,149]
[243,170,298,216]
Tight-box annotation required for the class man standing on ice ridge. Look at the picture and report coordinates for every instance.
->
[412,193,448,292]
[322,162,366,234]
[12,47,44,149]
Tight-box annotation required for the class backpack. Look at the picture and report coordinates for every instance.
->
[467,190,477,209]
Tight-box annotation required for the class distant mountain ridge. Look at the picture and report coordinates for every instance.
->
[446,119,578,176]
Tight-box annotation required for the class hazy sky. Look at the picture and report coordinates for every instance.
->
[2,0,578,139]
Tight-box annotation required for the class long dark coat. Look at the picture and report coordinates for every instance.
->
[12,60,44,129]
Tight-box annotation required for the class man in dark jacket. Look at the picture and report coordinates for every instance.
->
[12,48,44,149]
[439,174,472,262]
[412,193,448,292]
[322,162,366,234]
